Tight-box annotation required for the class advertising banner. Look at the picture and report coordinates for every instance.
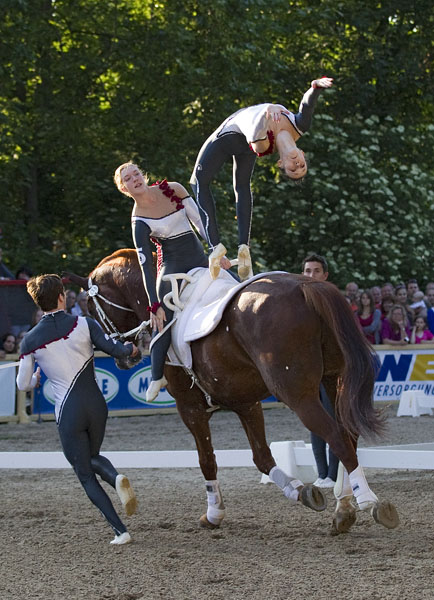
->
[375,347,434,401]
[34,355,176,416]
[31,346,434,416]
[0,362,16,416]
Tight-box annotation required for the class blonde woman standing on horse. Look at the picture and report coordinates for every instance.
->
[114,162,230,402]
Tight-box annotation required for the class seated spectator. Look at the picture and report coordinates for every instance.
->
[424,284,434,308]
[406,278,419,303]
[344,281,359,312]
[394,284,413,324]
[408,290,427,322]
[357,290,381,344]
[380,295,395,320]
[65,289,77,314]
[381,305,411,346]
[381,282,394,299]
[0,349,5,360]
[15,265,33,281]
[72,291,90,317]
[370,286,382,309]
[31,307,44,328]
[0,247,14,280]
[1,332,17,354]
[410,316,434,345]
[15,329,28,353]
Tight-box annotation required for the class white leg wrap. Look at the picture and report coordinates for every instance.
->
[333,462,353,500]
[268,467,303,506]
[205,480,226,526]
[349,465,378,511]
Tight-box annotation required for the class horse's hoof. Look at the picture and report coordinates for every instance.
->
[199,514,221,529]
[300,484,327,512]
[330,509,357,535]
[371,501,400,529]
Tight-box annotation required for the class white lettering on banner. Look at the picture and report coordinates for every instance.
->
[95,368,119,402]
[375,348,434,401]
[128,365,175,408]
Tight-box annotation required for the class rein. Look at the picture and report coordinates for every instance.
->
[87,277,150,341]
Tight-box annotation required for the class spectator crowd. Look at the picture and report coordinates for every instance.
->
[2,243,434,356]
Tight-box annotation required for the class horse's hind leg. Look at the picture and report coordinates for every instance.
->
[298,381,399,532]
[173,387,226,529]
[320,377,357,535]
[234,402,326,512]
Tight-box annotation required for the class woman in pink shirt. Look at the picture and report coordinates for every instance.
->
[381,304,411,345]
[410,316,434,344]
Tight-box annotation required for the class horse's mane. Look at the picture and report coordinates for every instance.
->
[94,248,157,271]
[94,248,137,269]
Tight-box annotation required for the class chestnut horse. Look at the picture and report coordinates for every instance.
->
[65,249,399,535]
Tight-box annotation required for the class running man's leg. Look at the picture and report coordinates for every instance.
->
[58,398,127,537]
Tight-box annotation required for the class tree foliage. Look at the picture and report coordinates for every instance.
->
[0,0,433,289]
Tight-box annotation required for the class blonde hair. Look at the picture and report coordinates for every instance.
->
[388,304,409,329]
[113,162,149,197]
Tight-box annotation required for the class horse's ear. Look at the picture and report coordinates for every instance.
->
[61,271,89,290]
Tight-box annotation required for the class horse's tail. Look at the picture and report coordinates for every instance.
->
[301,279,384,440]
[61,271,89,290]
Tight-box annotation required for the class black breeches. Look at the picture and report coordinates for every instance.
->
[190,132,257,249]
[150,234,208,380]
[58,387,126,535]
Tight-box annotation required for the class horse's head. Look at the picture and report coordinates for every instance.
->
[62,250,153,366]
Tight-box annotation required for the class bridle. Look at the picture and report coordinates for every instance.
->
[87,276,150,341]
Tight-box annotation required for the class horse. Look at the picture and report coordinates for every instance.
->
[64,249,399,535]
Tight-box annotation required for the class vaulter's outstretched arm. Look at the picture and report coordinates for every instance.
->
[294,77,333,133]
[86,317,134,357]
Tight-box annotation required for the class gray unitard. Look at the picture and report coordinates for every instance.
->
[131,181,208,381]
[190,86,324,250]
[17,312,134,536]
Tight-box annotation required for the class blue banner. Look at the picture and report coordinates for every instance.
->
[33,347,434,416]
[34,354,276,415]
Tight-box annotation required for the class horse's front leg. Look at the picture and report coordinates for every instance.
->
[235,402,326,513]
[169,379,226,529]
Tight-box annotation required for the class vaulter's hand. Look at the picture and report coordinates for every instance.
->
[311,77,334,89]
[151,306,166,333]
[220,256,232,270]
[266,104,287,122]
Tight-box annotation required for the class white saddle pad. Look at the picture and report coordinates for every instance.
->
[169,268,282,369]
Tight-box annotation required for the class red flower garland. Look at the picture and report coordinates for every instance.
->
[154,179,184,210]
